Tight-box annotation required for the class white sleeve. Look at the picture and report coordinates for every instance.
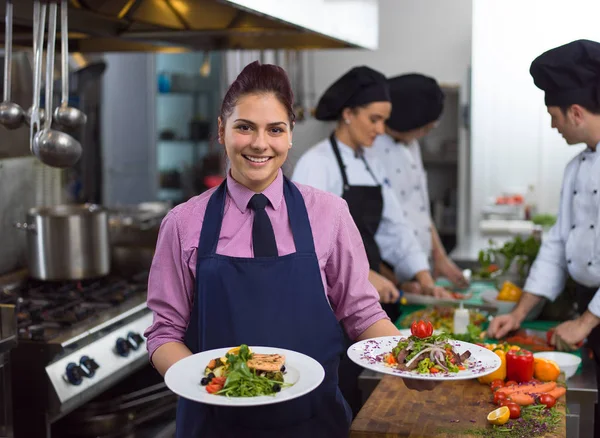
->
[291,151,335,194]
[523,182,569,300]
[376,179,430,281]
[586,288,600,317]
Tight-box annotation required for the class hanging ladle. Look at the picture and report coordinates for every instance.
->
[31,1,81,168]
[53,0,86,128]
[0,0,24,129]
[25,0,45,130]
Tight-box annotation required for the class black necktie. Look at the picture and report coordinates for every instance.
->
[248,194,278,257]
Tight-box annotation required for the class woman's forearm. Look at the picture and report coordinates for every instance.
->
[151,342,193,376]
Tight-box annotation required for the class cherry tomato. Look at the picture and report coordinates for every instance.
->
[410,320,434,338]
[505,402,521,419]
[490,380,505,392]
[505,380,518,387]
[538,393,557,409]
[206,383,221,394]
[211,377,226,386]
[493,391,508,405]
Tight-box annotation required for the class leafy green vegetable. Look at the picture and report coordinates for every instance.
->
[417,358,434,374]
[476,235,541,282]
[531,214,556,227]
[449,324,483,343]
[215,344,291,398]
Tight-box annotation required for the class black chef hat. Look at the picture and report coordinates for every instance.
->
[530,39,600,109]
[385,74,445,133]
[315,66,391,121]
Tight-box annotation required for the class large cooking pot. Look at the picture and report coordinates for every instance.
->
[15,204,110,281]
[107,202,170,277]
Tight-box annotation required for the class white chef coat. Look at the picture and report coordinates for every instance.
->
[524,144,600,316]
[292,136,430,282]
[371,134,433,259]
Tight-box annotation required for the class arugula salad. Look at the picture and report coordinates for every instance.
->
[383,330,472,375]
[200,344,292,397]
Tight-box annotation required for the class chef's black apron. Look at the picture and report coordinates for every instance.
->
[329,133,399,418]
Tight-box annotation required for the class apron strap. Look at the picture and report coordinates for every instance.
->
[329,133,350,191]
[283,177,315,254]
[197,177,317,257]
[197,179,227,257]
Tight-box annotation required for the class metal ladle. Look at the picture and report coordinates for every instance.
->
[31,2,81,168]
[26,0,46,131]
[0,0,24,129]
[53,0,86,128]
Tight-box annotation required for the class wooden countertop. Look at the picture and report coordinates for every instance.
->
[350,375,566,437]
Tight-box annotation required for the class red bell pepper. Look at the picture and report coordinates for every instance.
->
[506,349,534,383]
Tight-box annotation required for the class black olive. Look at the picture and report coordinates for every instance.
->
[280,365,286,373]
[207,372,215,380]
[200,377,209,386]
[272,383,281,393]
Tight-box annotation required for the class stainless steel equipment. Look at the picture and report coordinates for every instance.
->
[0,304,17,438]
[0,271,158,437]
[15,204,110,281]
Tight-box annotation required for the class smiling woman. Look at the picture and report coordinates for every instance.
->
[144,60,405,438]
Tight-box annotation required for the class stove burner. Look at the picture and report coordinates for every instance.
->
[0,272,148,342]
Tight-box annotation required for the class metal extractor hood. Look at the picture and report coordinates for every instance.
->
[2,0,379,52]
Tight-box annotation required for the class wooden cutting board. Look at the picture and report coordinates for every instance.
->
[349,375,566,437]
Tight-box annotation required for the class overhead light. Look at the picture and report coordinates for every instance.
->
[200,52,211,77]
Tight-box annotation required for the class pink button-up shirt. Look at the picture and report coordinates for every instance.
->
[144,170,388,360]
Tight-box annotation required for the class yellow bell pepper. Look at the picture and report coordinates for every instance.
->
[478,349,506,384]
[496,281,523,302]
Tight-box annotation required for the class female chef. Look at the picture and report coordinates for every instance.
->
[144,61,416,438]
[370,73,468,288]
[292,66,452,320]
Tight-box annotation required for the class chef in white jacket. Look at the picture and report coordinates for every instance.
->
[292,66,452,317]
[488,40,600,362]
[371,74,468,289]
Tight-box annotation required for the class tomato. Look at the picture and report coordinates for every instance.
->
[538,393,557,409]
[206,383,221,394]
[211,377,226,386]
[505,402,521,419]
[490,380,505,392]
[505,380,518,387]
[410,320,434,338]
[493,391,508,405]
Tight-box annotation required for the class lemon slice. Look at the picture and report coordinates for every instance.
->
[487,406,510,426]
[227,346,252,355]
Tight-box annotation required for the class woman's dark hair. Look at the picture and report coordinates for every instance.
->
[220,60,296,126]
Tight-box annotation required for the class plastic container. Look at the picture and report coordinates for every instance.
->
[453,303,470,334]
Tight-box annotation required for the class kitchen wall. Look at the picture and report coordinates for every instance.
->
[290,0,473,241]
[470,0,600,233]
[290,0,473,164]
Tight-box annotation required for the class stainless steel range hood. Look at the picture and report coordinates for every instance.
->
[3,0,379,52]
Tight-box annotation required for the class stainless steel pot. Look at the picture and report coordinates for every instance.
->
[15,204,110,281]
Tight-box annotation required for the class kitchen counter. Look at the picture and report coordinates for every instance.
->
[352,374,566,437]
[357,346,596,438]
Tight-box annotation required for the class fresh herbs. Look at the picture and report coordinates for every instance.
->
[447,324,483,343]
[212,345,291,398]
[439,404,564,437]
[476,236,542,282]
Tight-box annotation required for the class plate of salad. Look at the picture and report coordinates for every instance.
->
[164,344,325,406]
[347,321,501,381]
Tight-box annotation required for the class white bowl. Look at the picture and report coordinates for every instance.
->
[534,351,582,380]
[480,289,545,320]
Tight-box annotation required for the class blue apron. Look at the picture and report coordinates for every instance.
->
[175,177,352,438]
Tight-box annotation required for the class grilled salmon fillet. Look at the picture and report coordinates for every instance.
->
[247,354,285,372]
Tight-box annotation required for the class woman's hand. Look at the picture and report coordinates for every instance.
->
[369,269,400,303]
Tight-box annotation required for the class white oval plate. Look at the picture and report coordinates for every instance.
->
[165,346,325,406]
[347,336,501,381]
